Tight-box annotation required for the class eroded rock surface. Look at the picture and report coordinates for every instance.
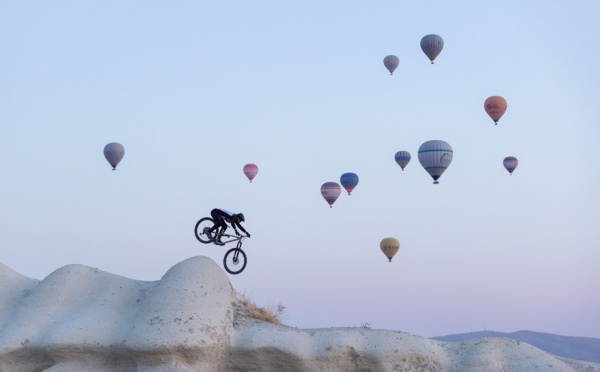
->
[1,257,598,372]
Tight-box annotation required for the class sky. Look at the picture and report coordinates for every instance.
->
[1,1,599,339]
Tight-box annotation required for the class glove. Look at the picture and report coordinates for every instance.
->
[235,231,241,236]
[246,233,251,238]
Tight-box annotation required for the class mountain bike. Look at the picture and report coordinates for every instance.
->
[194,217,249,275]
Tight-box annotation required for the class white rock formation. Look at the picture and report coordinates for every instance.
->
[0,256,598,372]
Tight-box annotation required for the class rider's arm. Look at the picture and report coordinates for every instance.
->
[234,221,248,235]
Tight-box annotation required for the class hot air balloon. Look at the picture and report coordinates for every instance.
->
[103,142,125,171]
[418,140,453,184]
[484,96,507,125]
[340,172,359,195]
[380,237,400,262]
[420,34,444,64]
[243,163,259,183]
[394,151,411,171]
[383,55,399,75]
[503,156,518,175]
[321,182,341,208]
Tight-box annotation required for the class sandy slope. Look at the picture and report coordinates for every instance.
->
[0,257,598,372]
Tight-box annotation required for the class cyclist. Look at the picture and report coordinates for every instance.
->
[210,208,251,245]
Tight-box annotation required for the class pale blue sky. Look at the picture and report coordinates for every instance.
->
[1,1,599,338]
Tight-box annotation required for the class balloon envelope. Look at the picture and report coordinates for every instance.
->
[383,55,399,75]
[394,151,411,171]
[103,142,125,170]
[321,182,341,208]
[418,140,453,184]
[420,34,444,64]
[503,156,518,175]
[484,96,507,125]
[243,163,259,182]
[380,237,400,262]
[340,172,359,195]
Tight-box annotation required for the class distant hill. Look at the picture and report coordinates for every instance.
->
[431,330,600,363]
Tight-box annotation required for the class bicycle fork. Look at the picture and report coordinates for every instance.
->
[232,241,243,263]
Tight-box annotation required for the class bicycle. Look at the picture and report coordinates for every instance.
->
[194,217,249,275]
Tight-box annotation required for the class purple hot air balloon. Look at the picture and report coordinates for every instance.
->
[321,182,341,208]
[503,156,518,175]
[340,172,359,195]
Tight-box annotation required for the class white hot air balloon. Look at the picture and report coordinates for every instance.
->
[383,55,399,75]
[104,142,125,170]
[418,140,453,184]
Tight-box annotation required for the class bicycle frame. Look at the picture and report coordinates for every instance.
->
[216,233,246,247]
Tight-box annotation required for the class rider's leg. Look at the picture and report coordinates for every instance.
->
[210,209,227,242]
[216,225,227,242]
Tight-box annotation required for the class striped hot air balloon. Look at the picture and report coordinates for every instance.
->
[321,182,341,208]
[418,140,453,184]
[394,151,411,171]
[243,163,259,182]
[503,156,518,175]
[383,55,399,75]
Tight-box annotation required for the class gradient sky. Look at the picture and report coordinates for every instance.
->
[2,1,599,339]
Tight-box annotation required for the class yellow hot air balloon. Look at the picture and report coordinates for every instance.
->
[380,237,400,262]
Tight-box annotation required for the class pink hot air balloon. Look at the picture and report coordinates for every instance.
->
[243,164,259,183]
[503,156,518,175]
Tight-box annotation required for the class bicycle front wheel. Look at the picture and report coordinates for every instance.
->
[195,217,217,244]
[223,248,247,275]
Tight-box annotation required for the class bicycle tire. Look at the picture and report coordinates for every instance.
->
[223,248,247,275]
[194,217,217,244]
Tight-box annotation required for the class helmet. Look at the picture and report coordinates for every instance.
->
[236,213,245,222]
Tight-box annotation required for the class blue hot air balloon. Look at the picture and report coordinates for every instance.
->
[394,151,411,171]
[340,172,359,195]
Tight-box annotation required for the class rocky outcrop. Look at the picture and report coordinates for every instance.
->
[0,257,234,371]
[1,257,598,372]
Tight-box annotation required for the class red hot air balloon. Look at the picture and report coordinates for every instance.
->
[321,182,341,208]
[243,164,259,183]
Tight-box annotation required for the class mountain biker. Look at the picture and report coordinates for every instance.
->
[210,208,250,245]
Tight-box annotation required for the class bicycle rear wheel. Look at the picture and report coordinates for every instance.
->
[223,248,247,274]
[194,217,217,244]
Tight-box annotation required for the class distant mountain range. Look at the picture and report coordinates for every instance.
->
[431,330,600,363]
